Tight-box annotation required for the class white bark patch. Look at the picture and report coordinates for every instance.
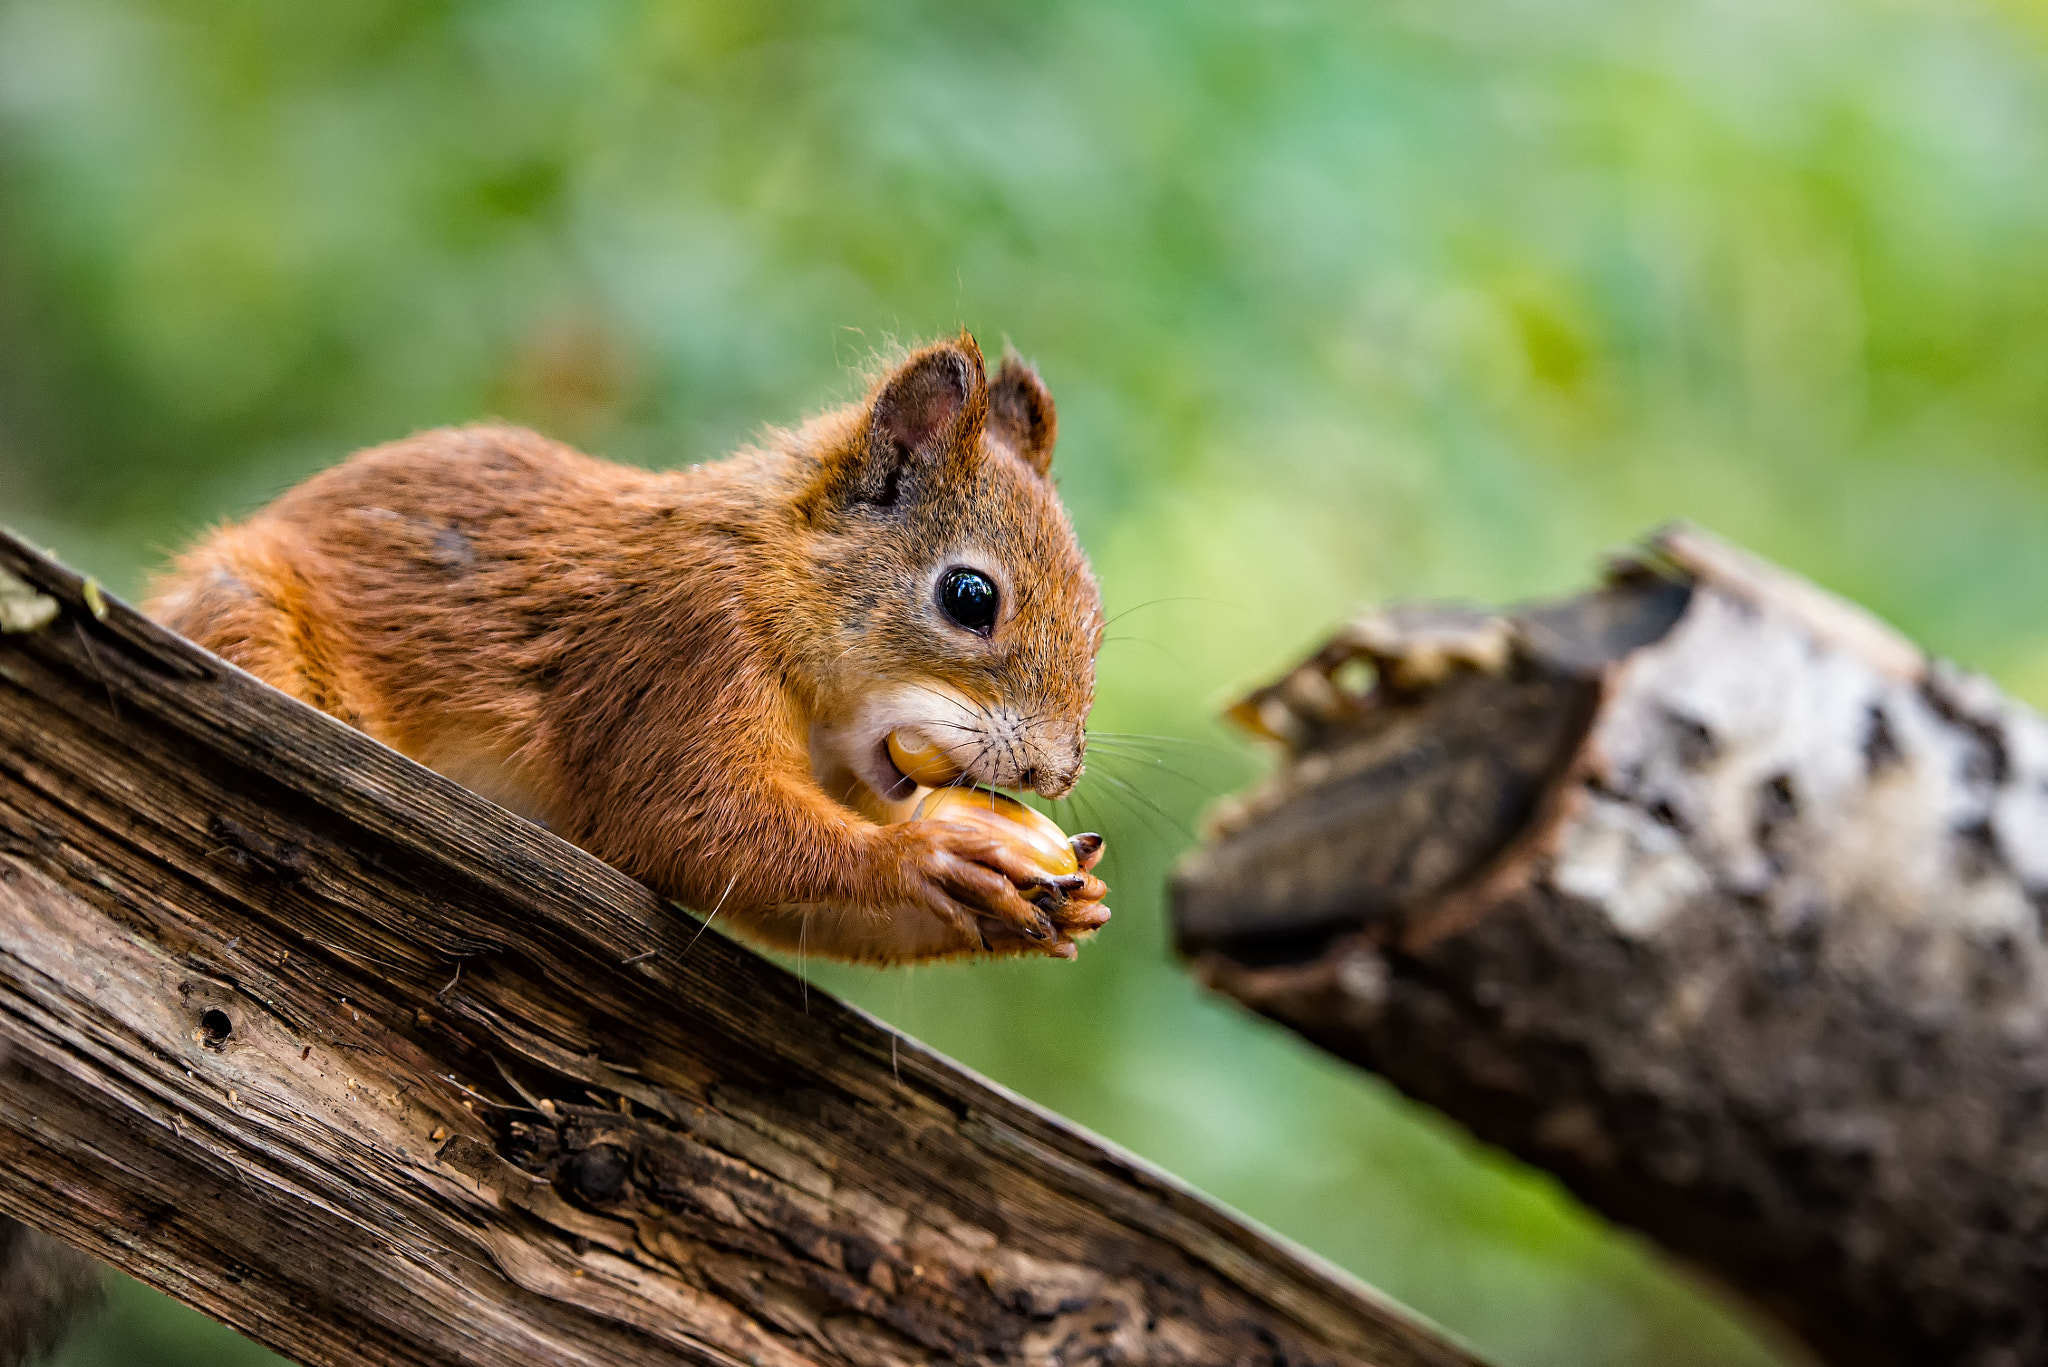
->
[1563,580,2048,1037]
[1552,792,1708,937]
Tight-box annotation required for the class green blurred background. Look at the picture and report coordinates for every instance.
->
[6,1,2047,1363]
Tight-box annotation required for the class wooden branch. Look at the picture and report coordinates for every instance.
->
[0,530,1477,1367]
[1173,524,2048,1367]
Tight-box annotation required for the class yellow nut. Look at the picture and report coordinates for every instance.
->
[913,785,1079,877]
[887,729,966,786]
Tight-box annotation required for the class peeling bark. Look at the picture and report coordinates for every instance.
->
[1175,525,2048,1367]
[0,531,1476,1367]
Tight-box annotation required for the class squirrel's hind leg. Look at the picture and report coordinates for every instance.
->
[145,524,376,730]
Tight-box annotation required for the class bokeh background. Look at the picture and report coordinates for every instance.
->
[6,1,2048,1364]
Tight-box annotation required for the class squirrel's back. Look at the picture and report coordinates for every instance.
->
[149,424,747,817]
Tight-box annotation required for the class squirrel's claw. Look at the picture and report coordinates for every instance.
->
[901,818,1108,961]
[1025,871,1091,910]
[914,821,1070,954]
[1070,833,1105,872]
[972,910,1060,955]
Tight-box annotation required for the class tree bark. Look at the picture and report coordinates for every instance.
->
[1173,524,2048,1367]
[0,530,1477,1367]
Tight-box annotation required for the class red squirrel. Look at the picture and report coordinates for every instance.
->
[146,335,1111,963]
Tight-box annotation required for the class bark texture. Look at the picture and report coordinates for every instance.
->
[1174,525,2048,1367]
[0,530,1476,1367]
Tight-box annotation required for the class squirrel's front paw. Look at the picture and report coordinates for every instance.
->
[969,826,1110,960]
[895,820,1108,958]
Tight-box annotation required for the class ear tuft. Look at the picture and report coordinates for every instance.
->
[989,352,1057,478]
[806,336,999,515]
[861,337,986,508]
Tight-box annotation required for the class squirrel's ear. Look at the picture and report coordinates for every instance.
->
[988,352,1057,478]
[828,336,988,509]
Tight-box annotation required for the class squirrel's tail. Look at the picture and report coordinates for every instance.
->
[0,1218,102,1366]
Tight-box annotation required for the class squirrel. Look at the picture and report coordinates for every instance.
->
[146,334,1111,964]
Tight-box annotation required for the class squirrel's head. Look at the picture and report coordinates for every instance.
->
[782,334,1104,813]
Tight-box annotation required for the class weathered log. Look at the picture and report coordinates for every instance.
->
[1173,525,2048,1367]
[0,529,1478,1367]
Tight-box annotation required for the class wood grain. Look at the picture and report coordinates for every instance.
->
[0,530,1477,1367]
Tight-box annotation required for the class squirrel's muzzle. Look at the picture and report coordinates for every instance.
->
[886,719,1083,799]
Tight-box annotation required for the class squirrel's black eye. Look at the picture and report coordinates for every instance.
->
[938,568,999,636]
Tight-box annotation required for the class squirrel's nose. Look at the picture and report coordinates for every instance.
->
[1031,758,1081,800]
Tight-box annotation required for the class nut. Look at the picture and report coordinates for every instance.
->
[887,730,966,786]
[913,785,1080,877]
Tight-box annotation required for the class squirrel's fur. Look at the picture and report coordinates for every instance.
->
[0,1217,101,1366]
[147,335,1109,963]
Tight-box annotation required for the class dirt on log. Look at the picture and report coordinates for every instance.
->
[0,529,1479,1367]
[1173,524,2048,1367]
